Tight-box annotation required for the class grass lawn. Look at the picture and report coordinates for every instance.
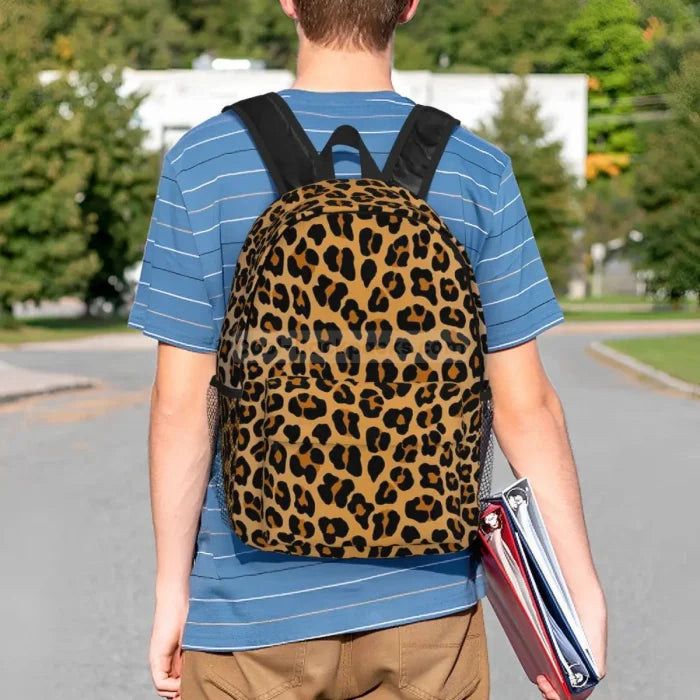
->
[0,315,135,345]
[564,309,700,322]
[605,334,700,385]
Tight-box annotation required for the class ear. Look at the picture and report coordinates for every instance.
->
[398,0,421,25]
[279,0,298,21]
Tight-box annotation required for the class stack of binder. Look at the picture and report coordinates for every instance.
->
[479,479,601,699]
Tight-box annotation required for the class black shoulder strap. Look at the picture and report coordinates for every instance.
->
[383,106,460,199]
[222,93,319,196]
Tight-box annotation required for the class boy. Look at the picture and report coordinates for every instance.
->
[129,2,607,698]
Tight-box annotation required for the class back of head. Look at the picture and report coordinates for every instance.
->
[295,0,409,52]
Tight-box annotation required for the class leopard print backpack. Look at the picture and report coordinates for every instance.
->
[209,93,494,559]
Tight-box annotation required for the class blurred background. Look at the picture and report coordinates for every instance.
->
[0,1,698,699]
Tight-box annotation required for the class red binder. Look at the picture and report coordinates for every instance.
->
[479,488,598,699]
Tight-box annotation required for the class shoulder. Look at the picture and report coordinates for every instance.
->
[164,110,253,177]
[444,124,512,180]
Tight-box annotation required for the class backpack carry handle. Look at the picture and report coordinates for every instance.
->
[317,125,384,181]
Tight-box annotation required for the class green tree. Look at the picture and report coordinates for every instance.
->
[172,0,298,69]
[562,0,651,154]
[395,0,579,74]
[635,52,700,299]
[0,4,158,321]
[477,81,577,293]
[0,3,98,322]
[44,0,190,70]
[638,0,700,90]
[172,0,581,74]
[69,63,159,310]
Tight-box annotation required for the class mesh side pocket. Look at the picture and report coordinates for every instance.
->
[479,390,495,509]
[206,382,228,520]
[206,382,220,456]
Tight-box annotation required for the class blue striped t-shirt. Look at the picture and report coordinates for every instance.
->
[128,89,563,652]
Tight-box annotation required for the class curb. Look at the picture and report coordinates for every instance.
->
[0,379,96,405]
[551,319,700,336]
[588,342,700,398]
[0,332,154,353]
[0,359,96,404]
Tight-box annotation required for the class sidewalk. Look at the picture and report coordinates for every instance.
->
[0,332,154,353]
[0,359,95,404]
[550,318,700,336]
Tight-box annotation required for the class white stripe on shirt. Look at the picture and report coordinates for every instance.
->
[189,191,274,215]
[476,236,534,267]
[294,111,407,119]
[191,554,469,603]
[187,581,466,626]
[365,98,414,106]
[151,218,192,235]
[171,129,246,164]
[431,191,495,214]
[305,129,401,135]
[194,216,258,236]
[147,309,213,330]
[450,135,506,167]
[436,170,499,196]
[493,192,522,216]
[442,216,489,236]
[150,288,213,307]
[182,169,267,194]
[482,277,549,307]
[157,197,187,211]
[140,329,215,352]
[488,316,564,351]
[153,243,199,258]
[480,257,540,285]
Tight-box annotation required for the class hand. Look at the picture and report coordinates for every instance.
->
[536,675,561,700]
[149,589,189,699]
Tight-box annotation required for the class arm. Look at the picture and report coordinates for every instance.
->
[148,343,216,699]
[487,339,608,697]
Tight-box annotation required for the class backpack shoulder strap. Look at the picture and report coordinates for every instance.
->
[383,105,460,199]
[222,93,319,196]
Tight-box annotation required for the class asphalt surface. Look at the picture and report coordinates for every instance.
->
[1,333,698,700]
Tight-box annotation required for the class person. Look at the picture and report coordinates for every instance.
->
[128,1,608,698]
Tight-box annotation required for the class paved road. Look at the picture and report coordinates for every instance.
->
[1,333,698,700]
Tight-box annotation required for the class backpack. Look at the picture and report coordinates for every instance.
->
[209,93,493,559]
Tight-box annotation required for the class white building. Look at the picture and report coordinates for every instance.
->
[120,69,588,179]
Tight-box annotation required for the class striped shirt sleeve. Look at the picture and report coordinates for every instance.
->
[128,156,218,353]
[475,160,564,352]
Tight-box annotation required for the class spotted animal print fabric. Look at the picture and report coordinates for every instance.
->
[213,178,491,558]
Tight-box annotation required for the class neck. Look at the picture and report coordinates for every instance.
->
[292,37,395,92]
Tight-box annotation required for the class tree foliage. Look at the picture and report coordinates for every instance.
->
[561,0,651,154]
[0,3,157,314]
[477,81,577,293]
[43,0,190,70]
[396,0,580,74]
[172,0,298,69]
[0,4,97,316]
[635,52,700,298]
[70,65,159,309]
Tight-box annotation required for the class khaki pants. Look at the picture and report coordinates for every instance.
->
[182,603,489,700]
